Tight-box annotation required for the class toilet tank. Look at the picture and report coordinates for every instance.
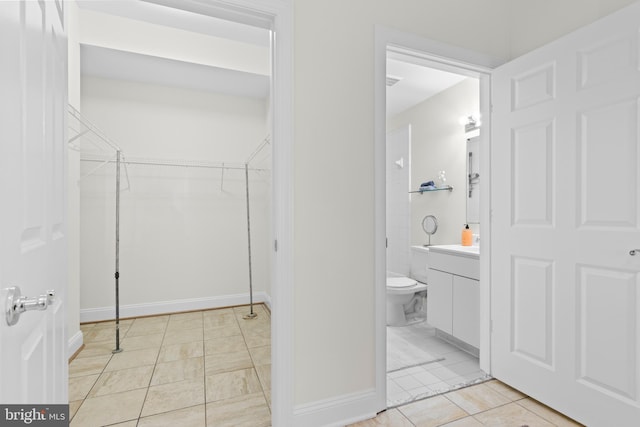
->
[410,245,429,283]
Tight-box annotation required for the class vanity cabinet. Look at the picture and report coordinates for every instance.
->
[427,246,480,349]
[452,275,480,348]
[426,269,453,334]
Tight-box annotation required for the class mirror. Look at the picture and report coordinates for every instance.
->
[421,214,438,246]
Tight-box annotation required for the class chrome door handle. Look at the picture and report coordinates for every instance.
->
[630,249,640,256]
[5,286,55,326]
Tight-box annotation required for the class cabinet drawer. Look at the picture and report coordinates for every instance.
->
[429,251,479,280]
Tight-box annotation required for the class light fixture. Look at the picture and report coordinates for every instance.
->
[386,75,402,87]
[464,115,480,133]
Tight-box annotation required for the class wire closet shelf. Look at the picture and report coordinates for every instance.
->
[69,103,272,337]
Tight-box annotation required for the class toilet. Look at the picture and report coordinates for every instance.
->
[386,246,429,326]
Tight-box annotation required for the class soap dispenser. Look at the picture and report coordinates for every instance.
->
[461,224,472,246]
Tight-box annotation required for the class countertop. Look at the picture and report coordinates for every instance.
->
[428,244,480,259]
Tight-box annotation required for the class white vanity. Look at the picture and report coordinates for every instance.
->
[427,244,480,353]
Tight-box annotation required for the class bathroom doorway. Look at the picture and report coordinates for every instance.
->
[384,49,489,407]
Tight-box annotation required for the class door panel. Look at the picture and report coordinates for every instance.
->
[492,3,640,425]
[578,99,638,227]
[577,265,637,401]
[511,256,554,368]
[0,0,67,404]
[511,120,555,226]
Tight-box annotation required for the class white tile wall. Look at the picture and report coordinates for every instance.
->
[386,125,411,276]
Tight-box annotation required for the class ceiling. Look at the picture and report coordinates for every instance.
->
[77,0,271,99]
[78,1,467,109]
[386,58,468,118]
[77,0,269,46]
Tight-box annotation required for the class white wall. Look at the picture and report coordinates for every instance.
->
[508,0,639,58]
[291,0,637,414]
[79,77,269,318]
[388,78,480,247]
[292,0,511,409]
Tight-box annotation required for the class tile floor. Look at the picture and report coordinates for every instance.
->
[70,305,582,427]
[69,304,271,427]
[351,379,585,427]
[387,321,489,407]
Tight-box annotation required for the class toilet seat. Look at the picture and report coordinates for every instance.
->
[387,277,418,288]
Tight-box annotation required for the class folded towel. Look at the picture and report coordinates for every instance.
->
[420,181,435,188]
[420,185,436,191]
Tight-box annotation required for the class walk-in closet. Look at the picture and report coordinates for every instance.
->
[68,2,272,329]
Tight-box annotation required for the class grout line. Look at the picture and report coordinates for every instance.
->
[135,313,169,424]
[72,306,268,426]
[202,312,208,425]
[387,357,446,374]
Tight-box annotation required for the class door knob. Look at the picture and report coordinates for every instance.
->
[4,286,55,326]
[629,249,640,256]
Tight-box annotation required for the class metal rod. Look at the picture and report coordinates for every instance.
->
[246,136,271,164]
[243,163,257,319]
[468,152,473,198]
[79,154,117,181]
[68,104,121,152]
[80,157,268,172]
[113,150,123,353]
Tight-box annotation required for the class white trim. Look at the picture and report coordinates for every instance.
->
[67,330,84,360]
[374,25,504,409]
[261,290,272,311]
[478,73,492,374]
[79,292,272,323]
[292,389,378,427]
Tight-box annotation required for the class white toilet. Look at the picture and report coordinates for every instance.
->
[386,246,429,326]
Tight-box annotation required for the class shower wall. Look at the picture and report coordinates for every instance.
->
[388,78,479,246]
[79,76,270,321]
[386,125,411,276]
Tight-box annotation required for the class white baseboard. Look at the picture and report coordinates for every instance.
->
[261,292,272,311]
[67,330,84,360]
[79,292,271,323]
[292,388,379,427]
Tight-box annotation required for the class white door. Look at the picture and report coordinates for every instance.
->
[0,0,68,405]
[492,3,640,426]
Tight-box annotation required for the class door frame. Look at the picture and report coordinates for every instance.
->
[134,0,294,424]
[374,25,503,408]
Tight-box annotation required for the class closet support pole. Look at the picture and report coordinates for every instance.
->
[243,163,257,320]
[113,150,123,353]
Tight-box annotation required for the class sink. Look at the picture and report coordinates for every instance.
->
[428,244,479,258]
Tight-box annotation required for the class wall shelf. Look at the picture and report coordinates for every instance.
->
[410,185,454,194]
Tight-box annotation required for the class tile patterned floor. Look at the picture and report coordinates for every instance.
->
[70,305,582,427]
[69,304,271,427]
[387,321,489,407]
[350,379,585,427]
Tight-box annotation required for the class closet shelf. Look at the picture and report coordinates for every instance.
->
[409,186,453,194]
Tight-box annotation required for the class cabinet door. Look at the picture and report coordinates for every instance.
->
[453,275,480,348]
[427,269,452,334]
